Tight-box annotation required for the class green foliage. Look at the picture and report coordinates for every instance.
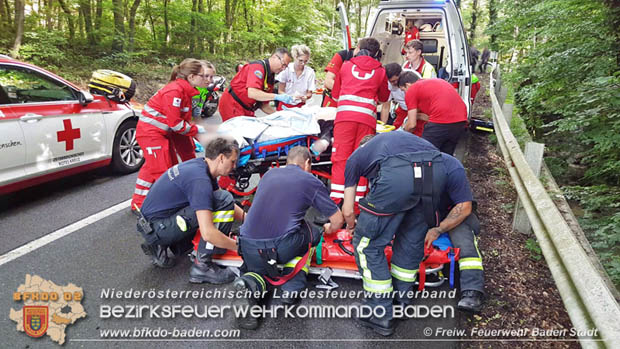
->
[490,0,620,290]
[525,238,542,261]
[1,0,344,83]
[562,185,620,288]
[18,30,69,68]
[490,0,620,185]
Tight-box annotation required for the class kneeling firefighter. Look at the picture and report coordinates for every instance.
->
[232,146,344,330]
[135,137,244,284]
[343,131,484,336]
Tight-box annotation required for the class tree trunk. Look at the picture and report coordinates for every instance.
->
[242,0,251,32]
[363,0,372,37]
[11,0,24,56]
[144,0,157,45]
[164,0,170,47]
[4,0,13,26]
[603,0,620,70]
[468,0,479,44]
[45,0,53,30]
[355,0,361,39]
[57,0,74,39]
[79,0,95,44]
[488,0,497,51]
[128,0,141,51]
[198,0,204,53]
[95,0,102,31]
[190,0,197,53]
[0,0,6,31]
[112,0,125,51]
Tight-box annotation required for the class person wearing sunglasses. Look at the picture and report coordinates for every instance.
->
[219,48,296,121]
[132,58,210,211]
[275,44,316,110]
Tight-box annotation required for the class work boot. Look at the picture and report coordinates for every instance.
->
[457,290,484,313]
[141,243,175,269]
[355,314,396,336]
[232,276,260,330]
[278,291,300,306]
[189,256,236,284]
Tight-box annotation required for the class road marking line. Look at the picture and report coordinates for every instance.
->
[0,199,130,267]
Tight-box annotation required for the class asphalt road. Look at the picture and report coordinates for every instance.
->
[0,98,462,348]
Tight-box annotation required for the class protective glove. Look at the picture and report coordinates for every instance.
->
[194,138,204,153]
[196,125,206,134]
[273,94,294,105]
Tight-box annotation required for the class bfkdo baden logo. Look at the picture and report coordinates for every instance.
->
[23,306,49,337]
[10,274,87,345]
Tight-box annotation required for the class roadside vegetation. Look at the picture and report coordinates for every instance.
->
[487,0,620,289]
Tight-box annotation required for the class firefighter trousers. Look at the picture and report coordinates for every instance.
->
[138,190,235,259]
[237,220,321,294]
[354,204,428,320]
[449,213,484,293]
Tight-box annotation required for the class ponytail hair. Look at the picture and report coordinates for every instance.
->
[169,58,204,82]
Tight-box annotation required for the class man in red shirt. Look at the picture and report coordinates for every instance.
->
[399,72,467,155]
[330,38,390,205]
[401,19,420,55]
[321,44,360,107]
[218,48,294,121]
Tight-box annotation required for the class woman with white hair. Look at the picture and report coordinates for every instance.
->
[275,44,316,110]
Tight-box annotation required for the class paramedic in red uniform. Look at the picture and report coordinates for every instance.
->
[399,71,468,155]
[379,63,428,136]
[131,59,210,210]
[321,43,360,108]
[171,60,216,162]
[218,48,293,121]
[330,37,390,204]
[401,19,420,55]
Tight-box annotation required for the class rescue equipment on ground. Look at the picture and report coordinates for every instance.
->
[469,118,494,133]
[212,229,460,288]
[418,234,460,290]
[88,69,136,103]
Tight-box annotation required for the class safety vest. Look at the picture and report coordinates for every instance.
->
[359,150,446,227]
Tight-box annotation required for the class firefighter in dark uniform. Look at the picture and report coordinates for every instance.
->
[343,131,484,336]
[136,137,244,285]
[218,48,294,121]
[232,146,345,330]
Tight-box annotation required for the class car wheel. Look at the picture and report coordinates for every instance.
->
[111,120,144,173]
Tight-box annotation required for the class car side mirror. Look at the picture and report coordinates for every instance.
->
[78,90,94,106]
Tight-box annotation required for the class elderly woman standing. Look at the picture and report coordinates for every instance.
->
[275,44,316,110]
[131,58,210,210]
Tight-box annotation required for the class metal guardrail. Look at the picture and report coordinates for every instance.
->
[489,64,620,349]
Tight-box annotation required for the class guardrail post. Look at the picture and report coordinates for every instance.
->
[513,141,545,234]
[502,103,514,126]
[498,86,508,108]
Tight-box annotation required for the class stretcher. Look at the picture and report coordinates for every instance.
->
[216,109,395,197]
[212,229,460,289]
[216,107,336,197]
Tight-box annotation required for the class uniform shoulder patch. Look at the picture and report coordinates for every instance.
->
[254,70,264,80]
[172,97,182,107]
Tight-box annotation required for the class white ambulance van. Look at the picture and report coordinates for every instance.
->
[339,0,472,117]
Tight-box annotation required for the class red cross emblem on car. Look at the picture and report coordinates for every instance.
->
[56,119,81,151]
